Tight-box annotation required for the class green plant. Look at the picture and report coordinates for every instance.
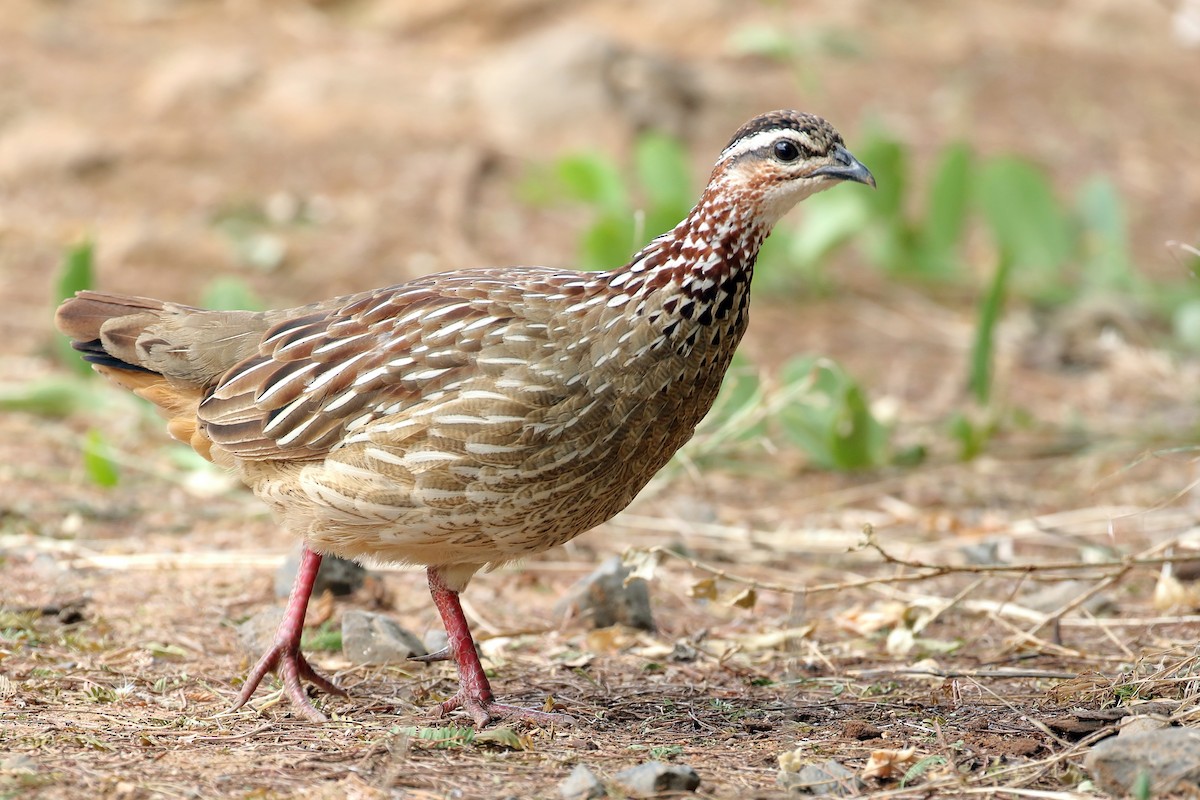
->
[53,239,96,377]
[300,621,342,652]
[524,132,693,270]
[776,356,892,471]
[81,428,120,488]
[201,275,263,311]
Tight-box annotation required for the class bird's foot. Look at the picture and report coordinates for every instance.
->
[436,690,574,728]
[231,641,347,722]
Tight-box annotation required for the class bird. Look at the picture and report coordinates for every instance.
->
[54,110,874,727]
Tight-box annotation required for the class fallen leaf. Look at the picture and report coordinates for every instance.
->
[862,746,917,780]
[622,548,661,586]
[728,587,757,609]
[836,602,907,636]
[689,578,718,600]
[734,626,815,652]
[1153,571,1200,611]
[307,589,335,627]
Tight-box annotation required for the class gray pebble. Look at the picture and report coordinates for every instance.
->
[236,607,285,655]
[555,555,654,631]
[779,759,865,796]
[275,549,366,598]
[1086,728,1200,796]
[559,763,604,800]
[341,610,427,665]
[613,761,699,797]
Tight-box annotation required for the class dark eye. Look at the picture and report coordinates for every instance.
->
[773,140,801,162]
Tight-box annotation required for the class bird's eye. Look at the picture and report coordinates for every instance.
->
[773,140,801,162]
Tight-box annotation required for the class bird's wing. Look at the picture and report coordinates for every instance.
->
[197,268,578,461]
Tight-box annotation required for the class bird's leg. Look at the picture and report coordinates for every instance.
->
[230,546,346,721]
[426,567,573,728]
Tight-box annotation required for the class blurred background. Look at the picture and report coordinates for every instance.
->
[4,0,1200,519]
[3,0,1200,792]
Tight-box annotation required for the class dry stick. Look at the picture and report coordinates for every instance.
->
[1081,606,1137,661]
[1018,535,1179,643]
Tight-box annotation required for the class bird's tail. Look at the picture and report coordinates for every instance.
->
[55,290,266,460]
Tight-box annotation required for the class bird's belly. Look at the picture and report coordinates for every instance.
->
[240,397,700,568]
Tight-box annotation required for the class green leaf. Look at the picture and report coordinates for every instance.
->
[789,188,873,269]
[704,356,765,438]
[901,754,948,788]
[634,131,694,221]
[968,252,1012,405]
[580,215,638,270]
[777,357,888,470]
[555,152,628,215]
[857,132,907,220]
[201,276,263,311]
[300,622,342,652]
[727,24,798,61]
[0,376,97,418]
[82,428,120,488]
[977,157,1073,280]
[917,142,972,277]
[474,727,527,750]
[1076,176,1135,292]
[55,240,97,377]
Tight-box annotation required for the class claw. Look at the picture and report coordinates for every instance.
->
[426,566,572,728]
[408,645,452,664]
[230,547,345,720]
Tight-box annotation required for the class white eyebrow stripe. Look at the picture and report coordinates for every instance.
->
[719,128,817,162]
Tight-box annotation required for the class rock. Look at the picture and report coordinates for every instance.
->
[778,759,864,796]
[555,555,654,631]
[341,610,427,664]
[254,53,441,142]
[139,47,259,115]
[275,550,366,598]
[237,607,285,655]
[470,22,701,155]
[0,115,116,180]
[612,762,699,797]
[1118,715,1172,737]
[1085,728,1200,796]
[559,763,604,800]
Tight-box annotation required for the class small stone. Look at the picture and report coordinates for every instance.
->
[556,555,654,631]
[276,549,366,598]
[613,761,699,797]
[237,607,285,655]
[470,22,700,155]
[559,763,604,800]
[0,115,116,180]
[779,759,864,797]
[1085,728,1200,796]
[1118,715,1172,737]
[341,610,427,665]
[139,47,259,115]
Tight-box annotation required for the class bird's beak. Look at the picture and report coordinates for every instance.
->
[811,144,876,188]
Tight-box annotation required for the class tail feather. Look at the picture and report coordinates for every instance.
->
[70,338,155,373]
[55,290,269,462]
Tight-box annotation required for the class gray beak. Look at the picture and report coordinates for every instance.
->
[812,144,876,188]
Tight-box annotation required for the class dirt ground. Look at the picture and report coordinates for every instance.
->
[4,1,1200,798]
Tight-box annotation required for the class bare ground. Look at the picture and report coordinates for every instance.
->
[4,1,1200,798]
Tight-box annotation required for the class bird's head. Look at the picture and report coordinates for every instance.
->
[707,109,875,226]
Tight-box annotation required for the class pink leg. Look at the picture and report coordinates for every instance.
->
[426,567,573,727]
[230,547,346,721]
